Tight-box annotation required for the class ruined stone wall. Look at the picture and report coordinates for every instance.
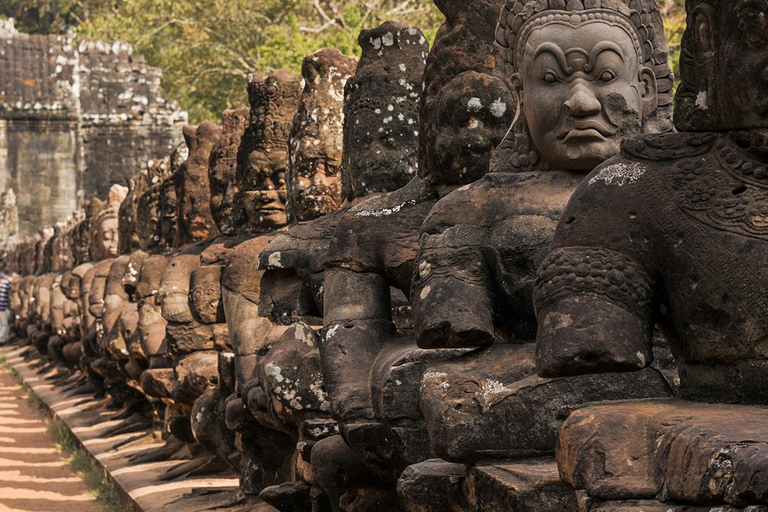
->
[0,19,186,237]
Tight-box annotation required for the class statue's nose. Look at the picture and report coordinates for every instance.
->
[564,82,601,117]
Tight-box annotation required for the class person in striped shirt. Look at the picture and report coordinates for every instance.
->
[0,272,11,343]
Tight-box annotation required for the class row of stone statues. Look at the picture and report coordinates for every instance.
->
[6,0,768,510]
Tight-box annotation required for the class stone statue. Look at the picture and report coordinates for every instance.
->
[234,71,302,233]
[160,144,185,249]
[534,1,768,507]
[209,105,249,235]
[175,123,222,245]
[395,0,676,482]
[70,199,101,265]
[91,184,128,262]
[286,49,357,222]
[119,168,149,254]
[342,21,426,202]
[34,226,54,275]
[45,219,76,273]
[0,188,19,249]
[136,156,172,252]
[317,1,516,485]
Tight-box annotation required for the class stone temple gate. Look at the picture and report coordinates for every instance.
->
[0,18,186,237]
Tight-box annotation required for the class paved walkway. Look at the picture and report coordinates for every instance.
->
[0,364,104,512]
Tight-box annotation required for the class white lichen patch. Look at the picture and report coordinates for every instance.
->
[267,251,282,268]
[696,90,709,111]
[467,97,483,112]
[355,198,417,217]
[481,379,507,397]
[294,323,316,348]
[589,162,647,187]
[265,362,284,383]
[490,98,508,118]
[325,323,341,341]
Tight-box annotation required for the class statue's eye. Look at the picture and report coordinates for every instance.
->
[598,70,616,83]
[543,71,559,84]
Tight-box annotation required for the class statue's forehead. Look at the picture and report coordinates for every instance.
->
[523,21,636,56]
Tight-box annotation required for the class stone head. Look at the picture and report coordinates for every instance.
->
[136,254,170,359]
[70,199,101,265]
[175,123,221,246]
[161,144,185,248]
[675,0,768,131]
[136,157,171,251]
[189,264,224,325]
[286,49,357,222]
[418,0,516,188]
[67,263,92,303]
[122,250,147,298]
[342,22,428,201]
[118,169,148,254]
[102,255,131,340]
[235,70,302,232]
[209,105,249,235]
[497,0,674,171]
[91,185,128,261]
[34,227,54,275]
[46,220,75,272]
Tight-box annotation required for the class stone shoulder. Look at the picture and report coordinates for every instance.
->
[620,132,719,162]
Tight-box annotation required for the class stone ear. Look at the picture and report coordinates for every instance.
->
[639,67,658,124]
[510,73,523,125]
[693,5,717,55]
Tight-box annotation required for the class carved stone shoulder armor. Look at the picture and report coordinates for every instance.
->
[621,132,720,162]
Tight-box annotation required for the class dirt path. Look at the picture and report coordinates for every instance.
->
[0,365,105,512]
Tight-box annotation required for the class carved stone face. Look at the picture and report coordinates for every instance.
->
[189,265,224,324]
[94,216,119,260]
[715,0,768,129]
[238,163,288,230]
[517,22,650,170]
[426,71,515,185]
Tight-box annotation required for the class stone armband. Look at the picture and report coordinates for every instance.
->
[534,246,654,326]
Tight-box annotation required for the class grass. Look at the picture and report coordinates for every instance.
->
[47,419,123,512]
[0,353,123,512]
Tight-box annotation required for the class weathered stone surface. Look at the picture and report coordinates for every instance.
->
[174,123,221,245]
[135,254,169,360]
[189,264,225,325]
[286,49,356,223]
[396,459,466,508]
[589,501,766,511]
[135,156,173,251]
[91,184,128,262]
[558,399,768,507]
[235,70,302,234]
[466,459,579,512]
[209,105,249,235]
[341,22,427,202]
[420,344,671,462]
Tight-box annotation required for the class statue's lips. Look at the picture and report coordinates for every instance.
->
[558,120,616,143]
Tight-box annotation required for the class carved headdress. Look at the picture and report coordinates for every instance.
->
[91,184,128,261]
[495,0,675,171]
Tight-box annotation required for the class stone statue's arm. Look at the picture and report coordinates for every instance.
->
[412,235,494,349]
[533,244,655,378]
[320,268,393,421]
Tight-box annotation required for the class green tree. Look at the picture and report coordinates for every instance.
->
[72,0,443,122]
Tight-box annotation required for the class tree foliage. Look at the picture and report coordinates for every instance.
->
[1,0,686,124]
